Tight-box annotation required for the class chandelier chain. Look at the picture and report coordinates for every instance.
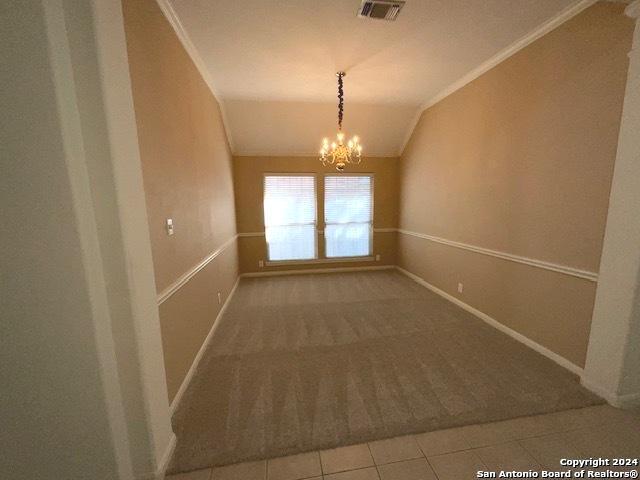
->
[337,72,344,130]
[319,71,362,171]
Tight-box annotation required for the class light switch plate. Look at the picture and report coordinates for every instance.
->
[166,218,174,236]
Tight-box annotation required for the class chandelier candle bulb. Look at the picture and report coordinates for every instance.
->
[319,71,364,171]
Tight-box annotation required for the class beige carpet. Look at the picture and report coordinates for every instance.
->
[169,270,602,474]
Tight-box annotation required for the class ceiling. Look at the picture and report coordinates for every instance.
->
[168,0,587,156]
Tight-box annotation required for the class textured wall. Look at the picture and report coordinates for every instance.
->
[233,156,399,274]
[122,0,238,401]
[398,2,633,367]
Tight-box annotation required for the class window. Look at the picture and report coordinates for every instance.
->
[263,175,317,261]
[324,175,373,258]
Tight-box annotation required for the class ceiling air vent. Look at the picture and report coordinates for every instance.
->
[357,0,405,21]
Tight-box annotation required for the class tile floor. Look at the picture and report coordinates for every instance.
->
[167,405,640,480]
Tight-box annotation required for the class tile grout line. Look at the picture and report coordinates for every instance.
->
[515,438,548,470]
[423,454,442,480]
[365,442,381,480]
[414,440,443,480]
[318,450,324,479]
[172,407,635,479]
[236,423,599,479]
[173,427,586,480]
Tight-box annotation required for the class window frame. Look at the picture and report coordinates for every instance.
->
[323,173,375,259]
[262,173,318,263]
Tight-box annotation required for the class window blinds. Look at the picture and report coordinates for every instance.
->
[263,175,317,261]
[324,175,373,258]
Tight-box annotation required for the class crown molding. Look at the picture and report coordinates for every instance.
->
[154,0,236,153]
[398,0,598,156]
[420,0,597,112]
[155,0,598,159]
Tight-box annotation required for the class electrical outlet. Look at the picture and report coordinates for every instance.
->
[258,260,264,268]
[458,283,464,293]
[165,218,174,236]
[375,254,381,261]
[217,292,222,305]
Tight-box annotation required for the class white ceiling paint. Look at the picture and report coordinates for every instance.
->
[225,100,418,157]
[167,0,591,156]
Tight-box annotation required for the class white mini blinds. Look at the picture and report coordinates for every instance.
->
[324,175,373,258]
[263,175,317,261]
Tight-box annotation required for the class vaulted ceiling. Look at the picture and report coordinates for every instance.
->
[167,0,589,156]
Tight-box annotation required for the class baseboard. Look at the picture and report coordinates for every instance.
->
[169,266,390,412]
[138,432,176,480]
[168,276,241,417]
[395,266,585,377]
[241,265,395,277]
[166,264,631,417]
[580,377,640,409]
[580,377,619,407]
[618,391,640,409]
[155,433,176,480]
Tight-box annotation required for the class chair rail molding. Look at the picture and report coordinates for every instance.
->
[156,235,238,305]
[238,227,398,237]
[397,229,598,282]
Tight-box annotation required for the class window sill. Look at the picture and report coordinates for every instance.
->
[265,256,375,267]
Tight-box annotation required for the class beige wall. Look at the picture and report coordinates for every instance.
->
[233,156,399,273]
[399,2,633,367]
[123,0,238,401]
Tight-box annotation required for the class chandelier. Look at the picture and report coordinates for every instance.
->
[320,72,362,171]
